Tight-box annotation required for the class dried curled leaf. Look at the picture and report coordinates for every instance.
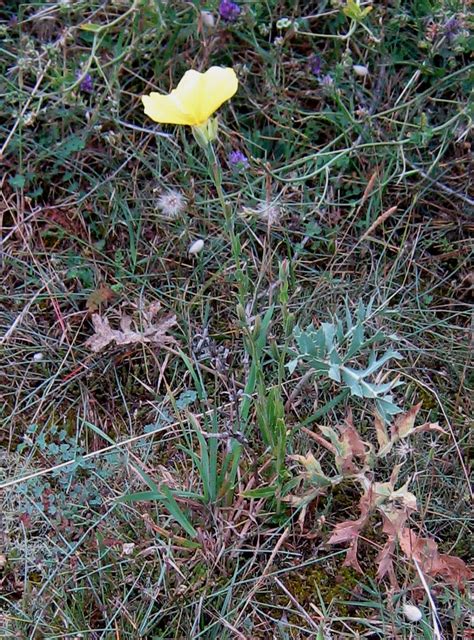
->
[399,528,472,589]
[328,516,366,545]
[288,452,334,489]
[328,476,418,580]
[338,411,371,473]
[374,411,390,452]
[330,482,471,589]
[377,403,447,457]
[316,410,371,475]
[391,403,422,440]
[85,304,176,353]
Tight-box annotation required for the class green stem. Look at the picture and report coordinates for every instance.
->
[203,143,253,505]
[206,143,248,306]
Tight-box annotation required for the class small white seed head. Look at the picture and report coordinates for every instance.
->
[239,201,282,226]
[156,189,186,219]
[122,543,135,555]
[256,201,281,226]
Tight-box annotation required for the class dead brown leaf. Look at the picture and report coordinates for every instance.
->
[410,421,447,436]
[85,304,176,353]
[328,476,418,581]
[86,285,114,313]
[376,509,412,587]
[376,538,398,587]
[338,411,369,473]
[391,402,422,440]
[318,411,371,475]
[374,410,390,453]
[328,517,366,545]
[328,481,376,569]
[399,527,472,589]
[343,538,363,573]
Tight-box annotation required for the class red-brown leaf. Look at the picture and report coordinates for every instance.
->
[399,527,472,589]
[376,539,398,587]
[343,539,363,573]
[391,403,422,439]
[374,411,390,451]
[328,518,364,545]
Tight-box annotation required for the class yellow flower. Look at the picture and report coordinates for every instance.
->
[142,67,238,127]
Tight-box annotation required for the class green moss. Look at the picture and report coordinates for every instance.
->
[418,387,437,410]
[284,563,363,616]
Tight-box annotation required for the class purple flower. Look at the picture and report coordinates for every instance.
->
[443,16,462,43]
[228,150,249,169]
[76,70,93,94]
[319,74,334,88]
[219,0,241,22]
[309,55,322,77]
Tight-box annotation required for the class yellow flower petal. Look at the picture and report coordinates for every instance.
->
[141,93,195,125]
[142,67,238,126]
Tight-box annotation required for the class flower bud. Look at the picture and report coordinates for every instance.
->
[191,117,219,147]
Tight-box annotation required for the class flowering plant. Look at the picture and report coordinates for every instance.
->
[142,67,238,145]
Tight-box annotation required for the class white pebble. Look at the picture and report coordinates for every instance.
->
[189,239,205,255]
[403,603,423,622]
[201,11,215,28]
[33,353,44,362]
[353,64,369,77]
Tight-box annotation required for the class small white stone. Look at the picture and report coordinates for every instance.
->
[201,11,215,28]
[33,353,44,362]
[188,239,205,255]
[403,603,423,622]
[353,64,369,77]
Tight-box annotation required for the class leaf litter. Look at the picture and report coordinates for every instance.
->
[85,301,177,353]
[288,406,471,589]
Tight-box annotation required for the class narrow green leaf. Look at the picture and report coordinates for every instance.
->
[243,486,277,499]
[80,22,102,32]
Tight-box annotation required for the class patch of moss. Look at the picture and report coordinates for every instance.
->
[418,386,437,410]
[283,563,363,616]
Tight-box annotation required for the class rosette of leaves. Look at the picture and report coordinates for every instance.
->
[288,300,403,422]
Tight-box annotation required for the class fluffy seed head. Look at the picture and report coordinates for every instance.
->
[256,201,281,226]
[240,200,282,226]
[156,190,186,219]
